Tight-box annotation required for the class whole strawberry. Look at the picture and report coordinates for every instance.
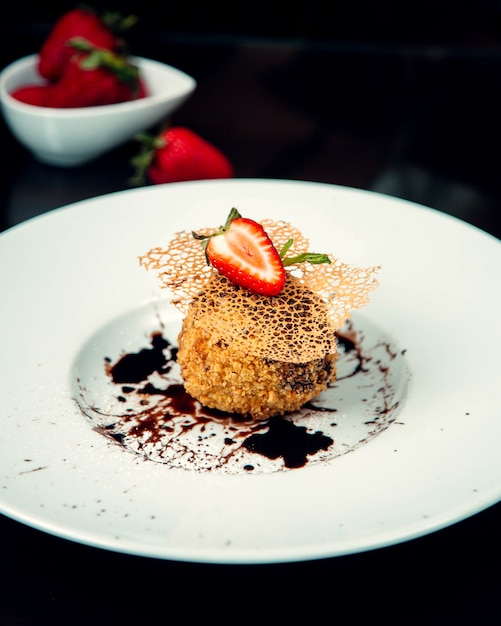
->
[46,40,145,108]
[131,127,234,185]
[38,7,124,81]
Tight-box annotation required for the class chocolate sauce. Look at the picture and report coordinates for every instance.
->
[243,416,333,469]
[101,331,337,469]
[336,327,367,379]
[77,318,407,474]
[107,333,172,384]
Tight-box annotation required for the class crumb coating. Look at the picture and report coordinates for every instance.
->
[177,274,337,420]
[177,314,336,420]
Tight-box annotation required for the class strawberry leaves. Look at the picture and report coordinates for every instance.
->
[192,206,241,259]
[68,37,141,88]
[278,238,331,266]
[129,132,166,186]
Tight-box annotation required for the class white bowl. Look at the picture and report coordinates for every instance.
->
[0,54,196,167]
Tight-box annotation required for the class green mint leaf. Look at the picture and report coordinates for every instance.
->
[282,252,331,267]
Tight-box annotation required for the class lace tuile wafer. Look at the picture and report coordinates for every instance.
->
[139,217,380,363]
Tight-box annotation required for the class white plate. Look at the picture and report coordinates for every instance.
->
[1,179,500,564]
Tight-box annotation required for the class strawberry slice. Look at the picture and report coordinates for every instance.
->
[194,209,332,297]
[194,208,286,296]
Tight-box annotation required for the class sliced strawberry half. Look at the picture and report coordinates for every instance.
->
[194,208,286,296]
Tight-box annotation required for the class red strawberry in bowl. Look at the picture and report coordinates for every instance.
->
[38,7,135,81]
[9,84,52,106]
[46,39,146,108]
[130,127,234,185]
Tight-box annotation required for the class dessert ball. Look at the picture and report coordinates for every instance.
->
[177,273,337,420]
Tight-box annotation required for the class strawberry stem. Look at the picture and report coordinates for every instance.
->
[129,133,166,186]
[101,11,138,33]
[192,207,240,243]
[223,207,241,229]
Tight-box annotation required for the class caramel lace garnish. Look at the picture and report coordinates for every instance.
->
[139,217,380,362]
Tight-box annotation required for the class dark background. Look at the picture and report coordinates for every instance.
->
[1,2,501,624]
[3,0,501,44]
[1,1,501,233]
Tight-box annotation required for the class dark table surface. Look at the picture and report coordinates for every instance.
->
[1,4,501,624]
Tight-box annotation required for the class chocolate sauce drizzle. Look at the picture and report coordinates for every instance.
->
[107,333,173,384]
[243,417,333,469]
[103,333,334,470]
[76,316,408,474]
